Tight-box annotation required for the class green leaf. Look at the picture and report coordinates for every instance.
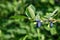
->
[41,0,48,3]
[45,8,58,18]
[3,34,11,39]
[25,4,35,19]
[49,0,54,5]
[0,30,2,37]
[50,27,57,35]
[15,29,27,34]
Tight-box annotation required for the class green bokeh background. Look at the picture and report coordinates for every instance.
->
[0,0,60,40]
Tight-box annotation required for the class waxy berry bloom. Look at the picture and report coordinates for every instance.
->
[50,21,53,28]
[36,20,41,28]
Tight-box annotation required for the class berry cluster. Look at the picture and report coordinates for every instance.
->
[35,20,53,28]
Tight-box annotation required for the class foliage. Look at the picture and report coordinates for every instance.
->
[0,0,60,40]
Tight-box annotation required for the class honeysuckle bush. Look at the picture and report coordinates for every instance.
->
[0,0,60,40]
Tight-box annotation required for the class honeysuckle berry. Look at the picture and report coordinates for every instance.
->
[36,20,41,28]
[50,21,53,28]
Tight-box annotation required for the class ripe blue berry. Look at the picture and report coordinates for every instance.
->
[50,21,53,28]
[36,20,41,28]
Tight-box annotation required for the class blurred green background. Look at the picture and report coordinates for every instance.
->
[0,0,60,40]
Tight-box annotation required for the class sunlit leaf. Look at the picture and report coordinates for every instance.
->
[25,4,35,19]
[50,27,57,35]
